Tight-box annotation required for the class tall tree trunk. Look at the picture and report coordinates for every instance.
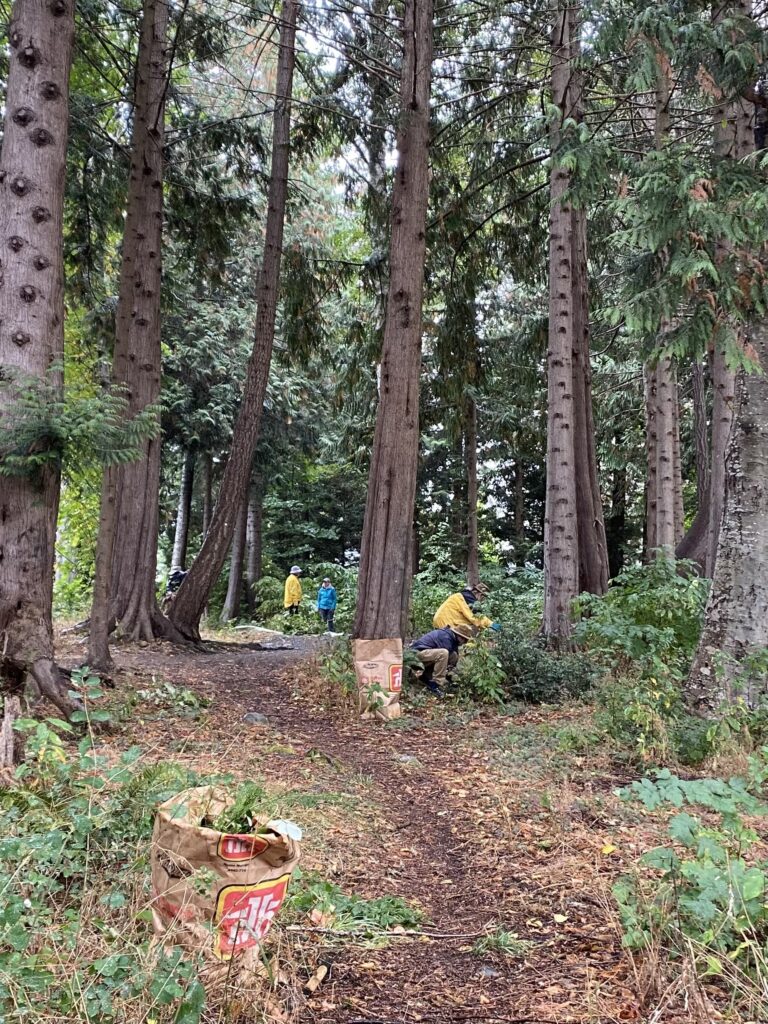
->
[542,0,580,646]
[93,0,169,646]
[687,322,768,707]
[88,468,116,672]
[201,453,213,538]
[466,395,480,588]
[708,342,737,575]
[352,0,434,640]
[0,0,80,732]
[572,205,609,594]
[654,357,678,552]
[606,456,626,580]
[171,449,195,569]
[676,359,710,568]
[170,0,299,641]
[672,372,684,544]
[513,461,525,561]
[706,2,752,575]
[644,366,659,558]
[245,473,263,614]
[220,491,248,623]
[687,0,758,705]
[641,44,676,557]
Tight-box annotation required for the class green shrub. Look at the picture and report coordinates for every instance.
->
[615,765,768,984]
[0,703,212,1022]
[318,636,358,697]
[494,626,597,703]
[453,636,507,703]
[575,558,708,683]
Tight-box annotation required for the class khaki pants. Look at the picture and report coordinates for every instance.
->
[417,649,449,685]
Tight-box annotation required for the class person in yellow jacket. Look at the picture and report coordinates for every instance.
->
[433,582,500,633]
[284,565,303,615]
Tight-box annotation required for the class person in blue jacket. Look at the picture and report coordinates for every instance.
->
[410,622,474,696]
[317,577,338,632]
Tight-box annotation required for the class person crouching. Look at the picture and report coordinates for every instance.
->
[410,622,474,697]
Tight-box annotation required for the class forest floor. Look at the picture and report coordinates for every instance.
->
[57,627,685,1024]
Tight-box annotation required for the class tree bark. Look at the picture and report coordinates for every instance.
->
[644,366,658,558]
[245,473,263,614]
[88,465,116,672]
[220,489,248,623]
[466,394,480,588]
[352,0,433,640]
[654,356,678,552]
[94,0,169,644]
[170,0,299,641]
[676,359,710,568]
[708,337,737,577]
[672,379,684,544]
[201,452,213,539]
[687,322,768,707]
[513,461,525,561]
[693,358,710,508]
[571,204,609,594]
[171,449,195,570]
[0,0,80,724]
[542,0,580,647]
[606,456,626,580]
[706,1,752,576]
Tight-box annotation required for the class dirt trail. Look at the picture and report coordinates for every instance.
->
[92,635,641,1024]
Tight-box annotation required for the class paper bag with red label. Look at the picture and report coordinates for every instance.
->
[353,637,402,721]
[151,786,300,966]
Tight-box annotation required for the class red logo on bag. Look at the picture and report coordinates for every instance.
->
[214,874,291,959]
[389,664,402,693]
[217,833,270,862]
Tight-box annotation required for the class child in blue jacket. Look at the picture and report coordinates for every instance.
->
[317,577,337,632]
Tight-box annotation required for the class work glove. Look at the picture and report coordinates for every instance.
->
[490,622,502,632]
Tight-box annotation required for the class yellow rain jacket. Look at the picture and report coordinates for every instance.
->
[284,574,303,608]
[433,591,492,631]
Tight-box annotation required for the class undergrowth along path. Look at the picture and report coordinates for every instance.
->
[85,633,651,1023]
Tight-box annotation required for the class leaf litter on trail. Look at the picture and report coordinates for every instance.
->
[54,631,700,1022]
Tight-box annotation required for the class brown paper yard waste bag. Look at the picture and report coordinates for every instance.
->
[353,638,402,720]
[151,786,300,965]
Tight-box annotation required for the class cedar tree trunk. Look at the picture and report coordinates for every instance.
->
[606,453,627,579]
[220,489,248,623]
[644,366,658,557]
[708,341,736,575]
[676,359,710,568]
[572,204,608,594]
[170,0,299,640]
[542,0,580,646]
[201,452,213,538]
[466,394,480,588]
[654,356,678,552]
[705,1,752,574]
[0,0,80,732]
[352,0,434,640]
[171,449,195,570]
[513,461,525,561]
[92,0,169,647]
[245,473,263,614]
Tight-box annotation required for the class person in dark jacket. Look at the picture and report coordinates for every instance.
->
[410,622,474,696]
